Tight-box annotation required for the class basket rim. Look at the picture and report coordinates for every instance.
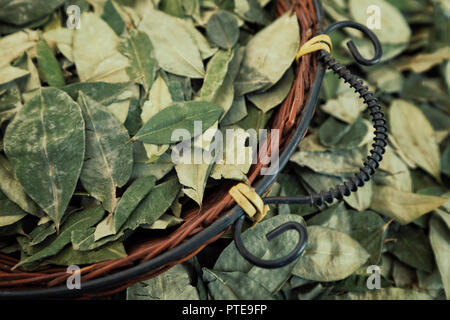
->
[0,0,326,299]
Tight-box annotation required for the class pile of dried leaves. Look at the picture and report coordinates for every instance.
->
[128,0,450,301]
[0,0,448,300]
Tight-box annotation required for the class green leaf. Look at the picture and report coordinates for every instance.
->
[139,9,205,78]
[389,225,434,273]
[36,39,64,87]
[396,46,450,74]
[247,68,294,113]
[15,206,105,268]
[389,99,441,181]
[78,92,133,213]
[292,226,370,282]
[73,13,129,82]
[160,0,185,17]
[0,0,64,26]
[444,60,450,94]
[203,269,274,300]
[118,30,158,93]
[101,0,126,35]
[177,19,218,60]
[111,176,157,235]
[235,12,300,96]
[176,155,215,206]
[4,88,85,230]
[72,178,181,251]
[429,214,450,299]
[234,0,271,25]
[291,147,366,177]
[308,203,388,264]
[277,173,317,216]
[442,143,450,176]
[0,65,29,86]
[131,147,174,181]
[221,96,248,126]
[0,200,26,227]
[319,117,371,150]
[141,75,174,161]
[47,240,126,266]
[28,222,56,246]
[0,154,37,215]
[214,214,306,294]
[61,81,134,124]
[127,264,199,300]
[133,101,223,145]
[206,10,240,50]
[370,186,447,225]
[117,177,181,231]
[43,28,74,62]
[374,145,412,192]
[236,103,272,132]
[199,50,235,103]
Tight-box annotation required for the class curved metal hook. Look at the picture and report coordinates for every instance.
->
[323,20,382,66]
[232,215,308,269]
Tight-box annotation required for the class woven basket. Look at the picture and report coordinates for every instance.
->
[0,0,322,298]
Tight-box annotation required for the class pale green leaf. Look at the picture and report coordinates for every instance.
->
[235,12,300,96]
[0,200,27,227]
[203,269,274,300]
[292,226,370,282]
[139,9,205,78]
[73,13,129,82]
[214,214,307,294]
[308,203,388,264]
[247,68,294,113]
[429,214,450,299]
[389,99,441,181]
[370,186,447,225]
[141,75,173,161]
[0,154,38,215]
[0,65,29,86]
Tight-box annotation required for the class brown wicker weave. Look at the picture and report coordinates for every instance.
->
[0,0,319,297]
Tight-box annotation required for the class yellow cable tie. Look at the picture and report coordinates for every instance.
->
[229,183,270,227]
[296,34,333,63]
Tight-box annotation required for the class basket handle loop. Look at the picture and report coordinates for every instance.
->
[323,21,383,66]
[229,183,308,269]
[232,214,308,269]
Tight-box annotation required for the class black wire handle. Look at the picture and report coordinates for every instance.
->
[233,21,387,269]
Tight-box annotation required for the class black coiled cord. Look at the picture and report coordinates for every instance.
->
[264,50,388,207]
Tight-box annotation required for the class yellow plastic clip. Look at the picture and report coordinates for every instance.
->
[296,34,333,63]
[229,183,270,226]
